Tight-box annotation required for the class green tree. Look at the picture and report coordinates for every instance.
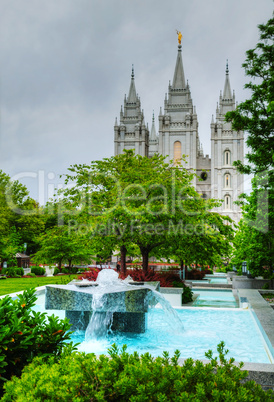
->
[226,17,274,174]
[232,173,274,277]
[62,150,232,273]
[62,151,199,272]
[226,17,274,277]
[158,210,233,275]
[0,170,43,266]
[33,226,91,270]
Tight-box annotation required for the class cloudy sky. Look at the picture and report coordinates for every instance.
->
[0,0,273,204]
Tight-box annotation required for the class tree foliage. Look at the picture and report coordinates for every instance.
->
[33,226,92,270]
[232,172,274,276]
[0,170,44,265]
[62,150,233,272]
[226,17,274,174]
[227,16,274,277]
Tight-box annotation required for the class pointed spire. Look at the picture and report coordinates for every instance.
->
[127,64,137,102]
[223,60,232,100]
[172,45,186,89]
[150,111,157,141]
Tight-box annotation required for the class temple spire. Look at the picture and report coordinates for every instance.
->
[172,44,186,89]
[128,64,137,102]
[223,60,232,100]
[150,111,157,141]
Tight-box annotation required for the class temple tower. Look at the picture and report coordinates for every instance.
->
[113,39,245,225]
[148,111,159,157]
[210,62,244,224]
[158,43,200,185]
[114,66,149,157]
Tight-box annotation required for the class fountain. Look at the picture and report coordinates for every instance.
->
[45,270,163,334]
[40,270,272,364]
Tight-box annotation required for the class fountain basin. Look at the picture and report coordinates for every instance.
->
[45,280,160,333]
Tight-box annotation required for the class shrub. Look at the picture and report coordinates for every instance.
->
[62,267,70,274]
[78,267,100,281]
[203,268,213,274]
[185,268,206,280]
[1,267,24,278]
[122,268,186,288]
[0,288,75,397]
[181,286,193,304]
[53,267,60,276]
[23,272,36,278]
[31,266,46,276]
[15,267,24,276]
[63,266,79,274]
[2,342,272,401]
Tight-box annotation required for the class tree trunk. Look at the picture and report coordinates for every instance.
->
[120,245,127,276]
[58,259,62,271]
[180,260,185,281]
[141,248,149,273]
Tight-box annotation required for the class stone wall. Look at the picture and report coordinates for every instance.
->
[232,276,273,290]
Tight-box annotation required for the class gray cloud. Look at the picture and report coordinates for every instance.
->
[0,0,272,203]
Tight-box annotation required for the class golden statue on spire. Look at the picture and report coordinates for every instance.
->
[176,30,182,45]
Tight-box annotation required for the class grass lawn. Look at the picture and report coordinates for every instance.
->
[0,275,79,296]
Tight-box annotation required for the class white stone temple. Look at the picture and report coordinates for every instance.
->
[114,41,244,225]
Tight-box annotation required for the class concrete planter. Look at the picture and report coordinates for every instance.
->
[233,276,272,289]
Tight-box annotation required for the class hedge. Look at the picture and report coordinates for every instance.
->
[1,342,273,401]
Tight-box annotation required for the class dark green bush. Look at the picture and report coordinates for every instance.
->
[63,266,80,274]
[30,266,46,276]
[0,288,75,397]
[24,272,36,278]
[2,342,272,401]
[204,268,213,274]
[62,267,70,274]
[172,280,185,288]
[2,267,24,278]
[53,267,60,276]
[70,266,79,274]
[181,286,193,304]
[15,267,24,276]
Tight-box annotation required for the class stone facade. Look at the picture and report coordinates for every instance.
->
[114,44,244,225]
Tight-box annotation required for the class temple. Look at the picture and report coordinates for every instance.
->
[114,42,244,224]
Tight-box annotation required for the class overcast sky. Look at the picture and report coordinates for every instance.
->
[0,0,273,204]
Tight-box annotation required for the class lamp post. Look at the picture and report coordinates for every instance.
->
[242,261,247,275]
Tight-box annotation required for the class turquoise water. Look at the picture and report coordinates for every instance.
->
[209,277,228,284]
[190,275,228,286]
[33,293,271,363]
[193,289,238,308]
[204,275,228,284]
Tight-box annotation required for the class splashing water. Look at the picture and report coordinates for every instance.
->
[84,269,184,340]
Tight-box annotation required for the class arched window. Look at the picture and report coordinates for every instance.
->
[224,195,231,210]
[200,172,207,181]
[174,141,181,165]
[224,150,231,165]
[224,173,231,188]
